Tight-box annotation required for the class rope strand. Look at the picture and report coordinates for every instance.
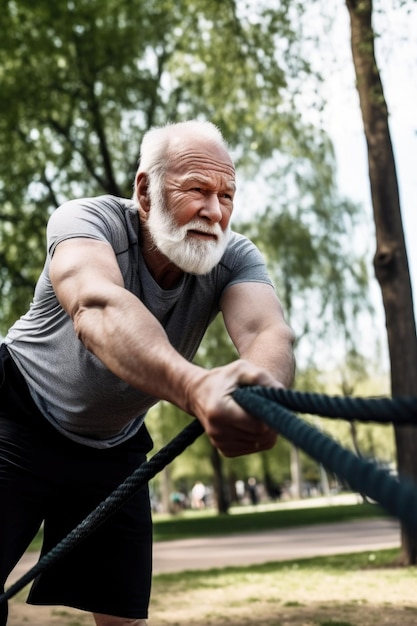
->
[245,387,417,424]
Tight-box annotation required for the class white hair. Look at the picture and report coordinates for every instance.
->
[135,120,229,181]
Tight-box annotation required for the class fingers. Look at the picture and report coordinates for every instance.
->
[203,394,278,457]
[189,359,281,458]
[231,360,284,391]
[210,428,278,458]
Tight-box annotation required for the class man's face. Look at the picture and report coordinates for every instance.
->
[146,140,235,275]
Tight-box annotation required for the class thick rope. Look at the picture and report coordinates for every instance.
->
[233,387,417,530]
[0,419,204,605]
[243,387,417,424]
[3,387,417,605]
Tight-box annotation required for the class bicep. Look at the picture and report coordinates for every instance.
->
[49,237,125,318]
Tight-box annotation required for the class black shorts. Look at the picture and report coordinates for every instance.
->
[0,344,154,619]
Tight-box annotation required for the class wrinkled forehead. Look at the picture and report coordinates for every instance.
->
[166,135,236,179]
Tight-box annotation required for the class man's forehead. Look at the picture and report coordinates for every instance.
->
[178,171,236,189]
[167,135,235,173]
[167,152,235,181]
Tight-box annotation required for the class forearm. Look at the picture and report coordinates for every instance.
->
[220,283,296,389]
[238,326,296,389]
[73,287,203,413]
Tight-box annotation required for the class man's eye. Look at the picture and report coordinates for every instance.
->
[220,193,233,200]
[191,187,202,193]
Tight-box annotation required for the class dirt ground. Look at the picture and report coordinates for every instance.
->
[7,600,417,626]
[7,564,417,626]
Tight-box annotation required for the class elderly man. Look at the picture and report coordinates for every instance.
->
[0,120,295,625]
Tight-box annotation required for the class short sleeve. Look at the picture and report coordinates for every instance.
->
[47,196,127,257]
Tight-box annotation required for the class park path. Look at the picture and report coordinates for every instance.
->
[152,517,399,573]
[7,517,400,586]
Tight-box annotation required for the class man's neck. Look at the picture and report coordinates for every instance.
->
[140,241,184,290]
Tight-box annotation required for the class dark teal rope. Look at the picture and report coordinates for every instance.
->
[0,419,204,605]
[244,386,417,424]
[233,387,417,529]
[2,387,417,606]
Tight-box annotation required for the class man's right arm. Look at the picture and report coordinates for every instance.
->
[50,237,199,410]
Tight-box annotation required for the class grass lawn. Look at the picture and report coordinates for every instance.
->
[10,497,406,625]
[8,548,417,626]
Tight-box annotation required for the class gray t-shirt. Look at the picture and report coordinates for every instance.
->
[5,195,273,448]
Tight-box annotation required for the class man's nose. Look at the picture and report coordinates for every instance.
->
[200,193,223,222]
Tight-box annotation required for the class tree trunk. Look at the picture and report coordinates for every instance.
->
[160,466,172,514]
[346,0,417,564]
[290,445,303,499]
[210,445,230,514]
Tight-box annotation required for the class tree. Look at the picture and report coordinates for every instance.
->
[345,0,417,564]
[0,0,312,332]
[239,164,370,364]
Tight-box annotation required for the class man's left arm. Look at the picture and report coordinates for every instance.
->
[220,282,296,388]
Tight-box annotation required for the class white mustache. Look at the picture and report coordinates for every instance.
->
[186,221,222,235]
[164,220,223,243]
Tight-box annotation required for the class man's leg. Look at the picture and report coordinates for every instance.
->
[0,344,52,626]
[0,601,7,626]
[0,420,45,626]
[28,438,152,619]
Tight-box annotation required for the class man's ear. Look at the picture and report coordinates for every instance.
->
[135,172,151,216]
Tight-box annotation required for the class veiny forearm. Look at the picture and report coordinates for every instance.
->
[72,288,203,413]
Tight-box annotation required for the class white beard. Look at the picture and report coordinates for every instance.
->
[146,183,231,275]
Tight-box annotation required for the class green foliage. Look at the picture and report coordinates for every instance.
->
[0,0,314,332]
[237,168,372,364]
